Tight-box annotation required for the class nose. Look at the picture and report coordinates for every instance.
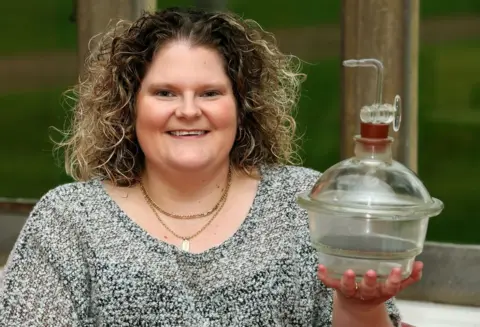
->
[175,96,201,119]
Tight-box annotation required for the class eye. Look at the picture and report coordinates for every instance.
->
[202,90,221,97]
[156,90,175,97]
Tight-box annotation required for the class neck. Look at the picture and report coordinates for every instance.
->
[140,162,232,215]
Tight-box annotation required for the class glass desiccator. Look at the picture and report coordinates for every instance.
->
[297,58,444,281]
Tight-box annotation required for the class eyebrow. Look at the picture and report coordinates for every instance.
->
[145,83,177,90]
[145,82,229,91]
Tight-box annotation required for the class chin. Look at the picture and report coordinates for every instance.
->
[166,158,219,172]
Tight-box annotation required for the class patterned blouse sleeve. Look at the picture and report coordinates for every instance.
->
[0,190,91,326]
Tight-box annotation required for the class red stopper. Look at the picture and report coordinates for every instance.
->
[360,122,389,139]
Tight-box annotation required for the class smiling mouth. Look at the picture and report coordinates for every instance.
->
[168,130,209,136]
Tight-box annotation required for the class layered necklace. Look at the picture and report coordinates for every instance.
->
[139,167,232,252]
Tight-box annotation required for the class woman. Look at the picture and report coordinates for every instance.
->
[0,7,421,326]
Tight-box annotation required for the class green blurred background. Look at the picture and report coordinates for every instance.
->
[1,1,479,244]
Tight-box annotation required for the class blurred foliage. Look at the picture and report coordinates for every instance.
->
[0,1,479,244]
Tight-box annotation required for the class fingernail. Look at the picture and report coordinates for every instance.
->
[346,269,355,277]
[392,268,401,275]
[318,266,325,276]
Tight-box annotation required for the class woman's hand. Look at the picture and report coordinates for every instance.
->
[318,261,423,307]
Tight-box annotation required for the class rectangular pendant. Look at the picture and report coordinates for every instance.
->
[181,239,190,252]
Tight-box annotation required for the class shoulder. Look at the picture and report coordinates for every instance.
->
[40,179,102,203]
[256,164,321,213]
[261,164,321,194]
[25,179,105,232]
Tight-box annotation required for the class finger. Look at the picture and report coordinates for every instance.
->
[401,261,424,289]
[317,265,341,289]
[382,267,403,297]
[411,261,424,276]
[359,269,378,300]
[339,269,357,298]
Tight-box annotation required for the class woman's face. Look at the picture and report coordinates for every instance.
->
[135,41,238,173]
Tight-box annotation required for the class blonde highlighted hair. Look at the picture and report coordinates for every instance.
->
[56,7,305,185]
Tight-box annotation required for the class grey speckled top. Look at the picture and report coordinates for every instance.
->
[0,165,400,326]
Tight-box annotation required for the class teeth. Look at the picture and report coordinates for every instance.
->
[170,131,206,136]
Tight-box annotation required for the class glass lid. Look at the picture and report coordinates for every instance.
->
[298,58,443,220]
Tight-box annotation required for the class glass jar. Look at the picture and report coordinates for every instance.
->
[297,59,444,281]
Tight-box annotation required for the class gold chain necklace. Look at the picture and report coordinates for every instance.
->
[139,168,232,252]
[139,167,232,219]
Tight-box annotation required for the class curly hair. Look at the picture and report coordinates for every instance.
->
[57,7,305,186]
